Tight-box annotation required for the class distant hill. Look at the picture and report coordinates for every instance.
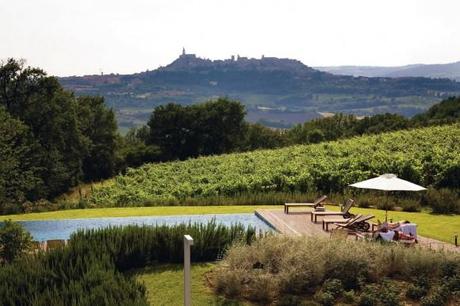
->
[316,61,460,81]
[60,53,460,130]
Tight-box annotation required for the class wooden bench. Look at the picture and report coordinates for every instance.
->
[284,195,327,214]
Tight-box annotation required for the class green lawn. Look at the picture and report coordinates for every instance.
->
[134,263,243,306]
[1,205,282,221]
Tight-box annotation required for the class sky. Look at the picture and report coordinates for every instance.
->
[1,0,459,76]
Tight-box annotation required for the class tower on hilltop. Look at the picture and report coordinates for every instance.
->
[182,47,186,56]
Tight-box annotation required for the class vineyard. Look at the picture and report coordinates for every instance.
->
[90,124,460,206]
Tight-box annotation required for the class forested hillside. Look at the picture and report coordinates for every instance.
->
[90,124,460,206]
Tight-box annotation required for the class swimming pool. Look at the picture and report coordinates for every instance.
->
[18,213,273,241]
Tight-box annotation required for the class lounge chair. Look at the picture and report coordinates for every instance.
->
[322,214,362,231]
[284,195,328,214]
[311,199,354,223]
[333,214,374,232]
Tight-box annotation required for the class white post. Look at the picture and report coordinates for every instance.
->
[184,235,194,306]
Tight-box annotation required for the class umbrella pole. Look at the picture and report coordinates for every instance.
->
[385,191,388,222]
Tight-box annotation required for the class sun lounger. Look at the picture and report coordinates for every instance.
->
[334,214,374,232]
[284,195,327,214]
[311,199,354,223]
[322,214,362,231]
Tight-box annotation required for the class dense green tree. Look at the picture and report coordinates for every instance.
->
[354,113,410,134]
[118,126,161,169]
[0,220,32,263]
[0,59,119,211]
[76,96,118,181]
[239,123,285,151]
[147,98,246,160]
[286,114,357,144]
[0,59,85,198]
[412,96,460,125]
[0,108,42,212]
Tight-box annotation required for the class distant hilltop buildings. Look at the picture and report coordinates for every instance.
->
[180,47,265,62]
[171,48,308,72]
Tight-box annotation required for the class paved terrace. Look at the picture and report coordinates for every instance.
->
[255,208,460,253]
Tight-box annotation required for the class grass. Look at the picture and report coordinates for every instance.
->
[1,205,282,221]
[134,263,244,306]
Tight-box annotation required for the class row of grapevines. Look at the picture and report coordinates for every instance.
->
[90,124,460,206]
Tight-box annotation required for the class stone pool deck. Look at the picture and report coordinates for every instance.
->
[255,208,459,253]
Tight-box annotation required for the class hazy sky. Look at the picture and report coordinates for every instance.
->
[1,0,459,76]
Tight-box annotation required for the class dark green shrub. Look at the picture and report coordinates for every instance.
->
[358,281,400,306]
[376,201,395,211]
[342,289,355,303]
[406,284,428,300]
[445,275,460,292]
[321,278,344,299]
[398,199,422,212]
[422,188,460,214]
[0,220,32,263]
[302,301,321,306]
[325,257,369,289]
[69,220,256,270]
[358,284,379,306]
[420,285,449,306]
[378,280,401,306]
[277,295,309,306]
[314,291,335,306]
[440,259,459,278]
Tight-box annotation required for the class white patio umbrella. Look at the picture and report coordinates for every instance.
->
[349,173,426,221]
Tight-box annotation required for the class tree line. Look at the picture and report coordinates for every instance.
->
[1,58,459,214]
[125,96,460,164]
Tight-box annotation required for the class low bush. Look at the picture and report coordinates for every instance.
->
[358,284,380,306]
[71,220,256,270]
[342,289,355,304]
[397,199,422,212]
[277,295,307,306]
[0,221,256,305]
[406,283,428,300]
[422,187,460,214]
[0,219,32,263]
[321,278,343,299]
[213,236,460,304]
[420,285,449,306]
[314,291,335,306]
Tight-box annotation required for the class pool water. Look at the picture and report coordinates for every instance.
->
[18,213,273,241]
